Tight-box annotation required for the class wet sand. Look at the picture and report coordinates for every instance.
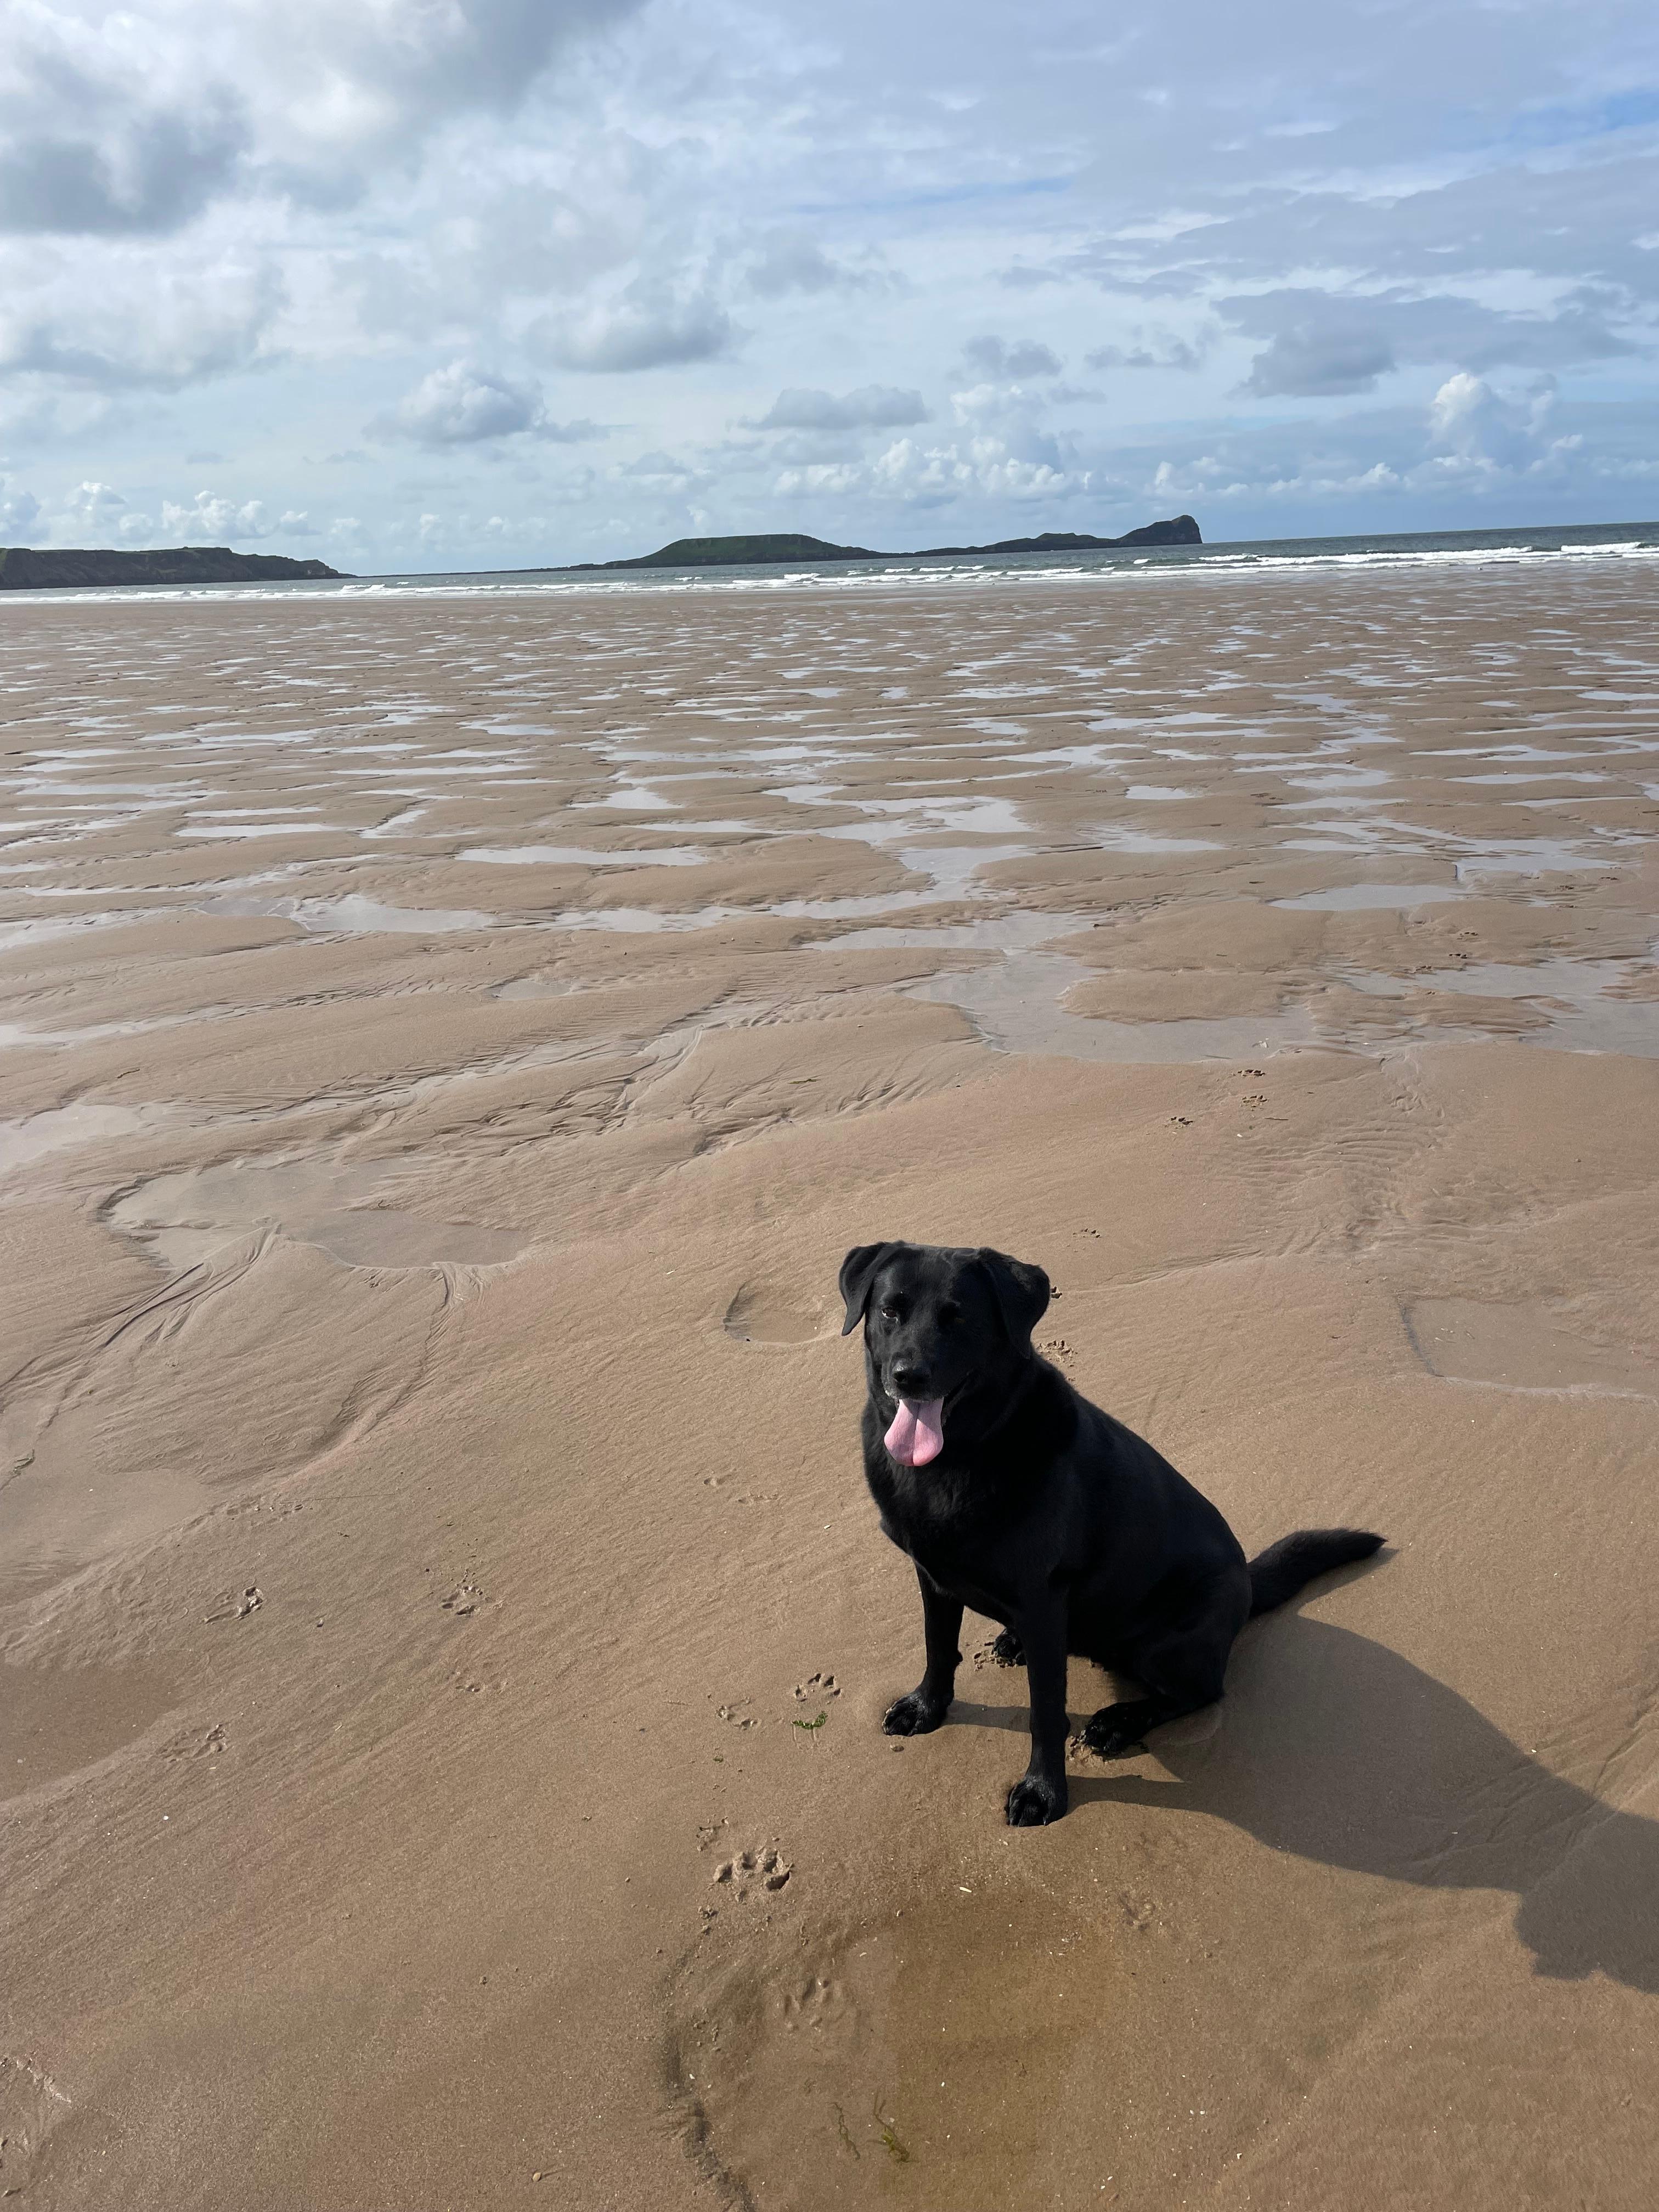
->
[2,563,1657,2208]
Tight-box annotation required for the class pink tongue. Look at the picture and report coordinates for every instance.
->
[884,1396,945,1468]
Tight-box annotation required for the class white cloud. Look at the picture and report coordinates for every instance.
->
[1227,287,1639,399]
[160,489,272,540]
[1128,374,1589,515]
[1,476,41,534]
[755,385,929,431]
[1245,326,1397,398]
[1148,453,1408,505]
[0,249,284,388]
[541,282,733,373]
[616,448,702,489]
[1085,330,1211,372]
[378,359,606,445]
[0,0,646,233]
[3,476,337,550]
[778,432,1085,510]
[65,479,126,524]
[949,380,1062,426]
[962,335,1064,380]
[1425,372,1581,476]
[744,232,895,298]
[392,361,543,443]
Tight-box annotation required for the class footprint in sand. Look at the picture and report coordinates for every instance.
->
[441,1581,483,1617]
[793,1673,840,1702]
[162,1722,227,1760]
[780,1971,851,2033]
[713,1844,792,1899]
[702,1474,776,1504]
[722,1283,833,1345]
[0,2055,71,2192]
[205,1585,262,1623]
[449,1669,504,1695]
[716,1704,757,1730]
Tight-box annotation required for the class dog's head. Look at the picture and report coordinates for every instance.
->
[837,1240,1050,1465]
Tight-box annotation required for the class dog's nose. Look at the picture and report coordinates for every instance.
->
[890,1359,929,1396]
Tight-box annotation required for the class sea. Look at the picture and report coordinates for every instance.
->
[3,518,1656,603]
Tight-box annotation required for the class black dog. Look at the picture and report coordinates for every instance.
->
[841,1239,1383,1826]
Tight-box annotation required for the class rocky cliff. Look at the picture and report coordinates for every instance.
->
[0,546,348,590]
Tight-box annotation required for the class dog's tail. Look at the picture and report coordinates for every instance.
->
[1248,1528,1385,1617]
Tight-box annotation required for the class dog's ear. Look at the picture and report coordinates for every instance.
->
[975,1248,1051,1342]
[839,1242,896,1336]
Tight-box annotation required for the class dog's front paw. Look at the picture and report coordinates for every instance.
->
[1079,1705,1149,1759]
[1005,1771,1068,1826]
[882,1688,948,1736]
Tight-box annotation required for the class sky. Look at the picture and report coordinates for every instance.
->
[2,0,1657,571]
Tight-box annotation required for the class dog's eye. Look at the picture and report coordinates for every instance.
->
[878,1303,902,1323]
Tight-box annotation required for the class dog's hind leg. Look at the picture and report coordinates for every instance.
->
[989,1627,1024,1666]
[1078,1688,1207,1759]
[1078,1576,1246,1760]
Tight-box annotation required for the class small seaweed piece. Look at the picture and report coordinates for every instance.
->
[873,2094,910,2164]
[793,1708,828,1739]
[832,2102,860,2160]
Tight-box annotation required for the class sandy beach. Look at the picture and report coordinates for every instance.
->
[2,558,1657,2209]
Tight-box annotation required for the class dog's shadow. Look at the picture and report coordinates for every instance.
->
[952,1606,1659,1994]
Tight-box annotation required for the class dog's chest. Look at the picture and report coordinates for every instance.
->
[867,1453,1019,1605]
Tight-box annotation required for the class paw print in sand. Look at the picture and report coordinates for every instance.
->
[714,1844,792,1899]
[162,1722,227,1759]
[794,1672,840,1702]
[205,1584,262,1622]
[781,1971,850,2033]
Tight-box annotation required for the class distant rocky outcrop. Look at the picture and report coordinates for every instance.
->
[572,532,881,570]
[564,518,1200,572]
[0,546,348,590]
[913,517,1202,555]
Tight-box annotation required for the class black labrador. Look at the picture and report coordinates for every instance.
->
[841,1239,1383,1826]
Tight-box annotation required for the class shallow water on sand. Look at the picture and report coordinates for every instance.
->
[3,557,1654,1599]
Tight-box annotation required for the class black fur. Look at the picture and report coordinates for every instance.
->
[843,1239,1385,1826]
[1247,1528,1384,1616]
